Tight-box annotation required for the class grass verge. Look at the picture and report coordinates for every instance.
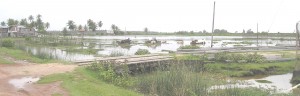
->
[204,61,295,77]
[38,67,141,96]
[0,47,63,64]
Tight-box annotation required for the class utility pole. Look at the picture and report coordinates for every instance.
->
[257,23,259,49]
[211,1,216,48]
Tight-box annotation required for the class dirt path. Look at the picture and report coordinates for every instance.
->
[0,62,77,96]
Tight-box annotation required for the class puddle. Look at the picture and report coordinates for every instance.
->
[9,77,40,89]
[210,73,293,93]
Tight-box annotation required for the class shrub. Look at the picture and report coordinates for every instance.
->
[214,52,265,63]
[1,39,14,48]
[135,49,150,55]
[87,63,133,87]
[179,45,200,49]
[110,50,125,57]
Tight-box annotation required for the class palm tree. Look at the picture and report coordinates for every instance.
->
[20,19,28,26]
[98,21,103,30]
[1,21,5,26]
[28,15,34,23]
[67,20,75,31]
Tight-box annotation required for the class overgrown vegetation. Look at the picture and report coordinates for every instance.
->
[256,80,272,83]
[1,39,14,48]
[178,45,200,49]
[214,52,266,63]
[38,68,141,96]
[87,63,133,87]
[134,49,150,55]
[204,61,295,77]
[110,50,125,57]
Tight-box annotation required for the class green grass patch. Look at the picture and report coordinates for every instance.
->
[38,67,141,96]
[0,55,14,64]
[255,80,272,83]
[0,47,61,64]
[204,61,295,77]
[178,45,200,49]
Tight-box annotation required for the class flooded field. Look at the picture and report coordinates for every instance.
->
[14,35,296,61]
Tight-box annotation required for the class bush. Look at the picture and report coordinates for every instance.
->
[110,50,125,57]
[135,49,150,55]
[179,45,200,49]
[87,63,133,87]
[214,52,265,63]
[1,39,14,48]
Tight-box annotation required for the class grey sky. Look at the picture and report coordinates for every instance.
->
[0,0,299,33]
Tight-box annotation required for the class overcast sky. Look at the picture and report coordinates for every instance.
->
[0,0,299,33]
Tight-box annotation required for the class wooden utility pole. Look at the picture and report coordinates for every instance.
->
[211,1,216,48]
[257,23,259,49]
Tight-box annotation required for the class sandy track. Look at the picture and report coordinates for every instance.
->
[0,63,77,96]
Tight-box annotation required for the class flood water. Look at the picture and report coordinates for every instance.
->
[15,35,296,61]
[9,77,40,89]
[211,73,293,93]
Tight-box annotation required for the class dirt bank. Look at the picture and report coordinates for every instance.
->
[0,63,77,96]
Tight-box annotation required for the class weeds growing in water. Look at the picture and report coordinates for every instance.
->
[134,49,150,55]
[178,45,200,49]
[109,50,125,57]
[87,62,133,87]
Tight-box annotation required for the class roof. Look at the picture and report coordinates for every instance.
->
[0,26,8,28]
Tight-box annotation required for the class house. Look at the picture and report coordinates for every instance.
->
[0,26,9,37]
[8,25,35,37]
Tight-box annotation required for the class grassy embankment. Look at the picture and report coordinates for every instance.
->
[38,67,141,96]
[0,38,65,64]
[0,47,64,64]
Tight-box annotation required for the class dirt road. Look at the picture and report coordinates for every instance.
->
[0,63,77,96]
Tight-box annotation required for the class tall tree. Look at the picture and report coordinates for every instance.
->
[78,25,83,31]
[144,27,148,33]
[7,19,15,29]
[28,15,34,23]
[62,27,68,37]
[84,25,88,31]
[14,20,19,26]
[20,18,28,26]
[45,22,50,30]
[67,20,76,31]
[98,21,103,30]
[87,19,97,31]
[111,24,121,35]
[36,14,45,32]
[1,21,6,26]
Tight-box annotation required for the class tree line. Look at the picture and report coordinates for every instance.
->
[1,14,50,33]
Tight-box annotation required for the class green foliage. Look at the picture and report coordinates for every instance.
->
[204,61,295,77]
[1,39,14,48]
[0,47,59,63]
[110,50,125,57]
[87,63,133,87]
[179,45,200,49]
[137,65,225,96]
[38,68,141,96]
[134,49,150,55]
[214,52,266,63]
[175,54,208,61]
[255,80,272,83]
[210,87,270,96]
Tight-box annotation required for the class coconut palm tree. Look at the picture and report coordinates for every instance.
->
[28,15,34,23]
[67,20,76,31]
[1,21,6,26]
[98,21,103,30]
